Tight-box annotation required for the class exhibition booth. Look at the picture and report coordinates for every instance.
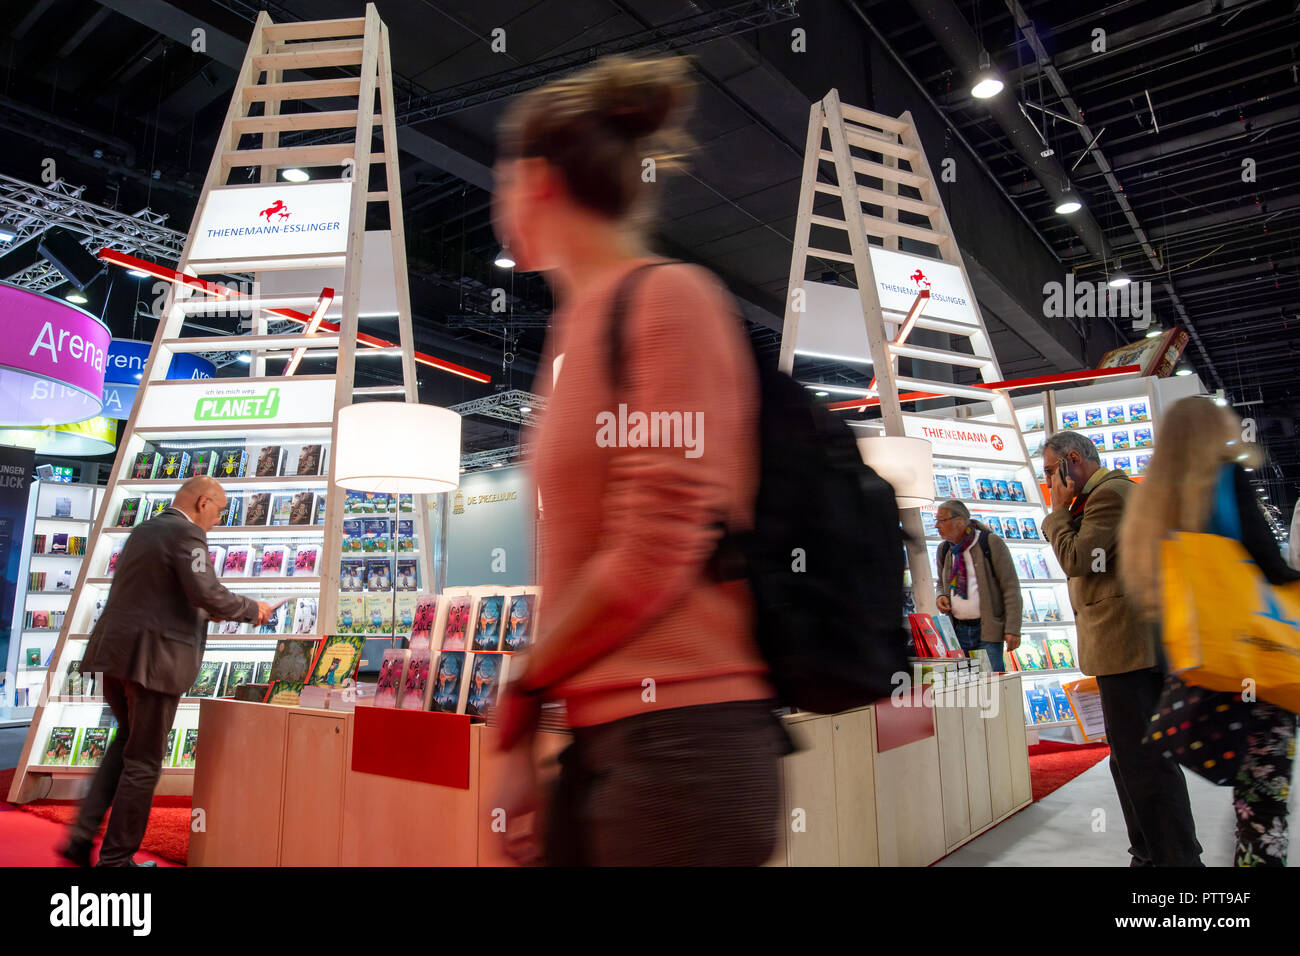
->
[6,6,1217,868]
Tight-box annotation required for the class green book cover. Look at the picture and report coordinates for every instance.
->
[42,727,78,766]
[177,729,199,768]
[269,638,320,684]
[164,728,178,766]
[308,635,366,687]
[73,727,111,767]
[220,661,257,697]
[264,680,304,706]
[187,660,224,698]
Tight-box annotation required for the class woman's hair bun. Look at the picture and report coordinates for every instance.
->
[591,56,693,140]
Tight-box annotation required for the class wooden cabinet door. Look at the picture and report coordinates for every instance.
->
[280,712,346,866]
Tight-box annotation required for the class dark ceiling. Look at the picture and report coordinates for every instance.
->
[1,0,1297,522]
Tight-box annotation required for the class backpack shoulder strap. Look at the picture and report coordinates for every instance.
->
[607,259,682,388]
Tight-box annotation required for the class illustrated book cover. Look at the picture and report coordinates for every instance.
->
[471,595,505,652]
[503,594,536,652]
[427,651,465,713]
[464,652,509,719]
[374,649,410,708]
[269,638,321,685]
[409,595,438,650]
[308,634,366,687]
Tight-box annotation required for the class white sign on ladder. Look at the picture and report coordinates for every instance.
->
[190,181,353,260]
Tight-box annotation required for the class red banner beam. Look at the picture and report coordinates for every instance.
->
[97,248,492,384]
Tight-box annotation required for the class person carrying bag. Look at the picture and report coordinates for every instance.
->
[1120,396,1299,867]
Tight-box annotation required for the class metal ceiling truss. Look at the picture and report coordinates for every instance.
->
[0,174,184,292]
[459,443,533,473]
[450,389,545,426]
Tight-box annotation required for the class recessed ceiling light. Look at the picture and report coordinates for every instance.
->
[283,168,310,183]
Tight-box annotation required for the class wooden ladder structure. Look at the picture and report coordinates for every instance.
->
[779,90,1044,613]
[8,4,430,802]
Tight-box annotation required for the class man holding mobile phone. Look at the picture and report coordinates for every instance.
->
[1041,431,1201,867]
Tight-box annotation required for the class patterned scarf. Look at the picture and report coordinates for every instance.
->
[943,525,979,599]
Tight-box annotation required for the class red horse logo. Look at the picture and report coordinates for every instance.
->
[991,435,1004,451]
[259,200,290,222]
[909,269,931,288]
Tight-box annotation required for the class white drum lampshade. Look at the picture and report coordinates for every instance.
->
[334,402,461,493]
[856,435,934,509]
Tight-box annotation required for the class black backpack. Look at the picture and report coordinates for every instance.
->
[608,263,910,713]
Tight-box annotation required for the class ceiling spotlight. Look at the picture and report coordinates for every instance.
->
[491,461,503,468]
[494,245,516,269]
[815,390,829,397]
[1108,273,1132,288]
[236,354,252,364]
[1174,367,1193,377]
[519,406,532,414]
[1245,467,1255,472]
[65,291,88,304]
[127,269,150,278]
[1054,191,1082,215]
[282,168,310,183]
[970,50,1004,99]
[1144,327,1163,339]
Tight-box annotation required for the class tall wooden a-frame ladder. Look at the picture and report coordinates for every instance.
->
[9,5,430,802]
[779,90,1044,612]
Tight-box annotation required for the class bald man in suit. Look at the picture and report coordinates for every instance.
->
[62,476,271,867]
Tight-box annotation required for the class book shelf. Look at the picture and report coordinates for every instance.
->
[955,373,1205,741]
[6,6,436,801]
[3,480,106,726]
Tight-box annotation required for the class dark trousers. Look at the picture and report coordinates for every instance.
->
[71,676,179,866]
[1097,667,1203,866]
[544,700,790,866]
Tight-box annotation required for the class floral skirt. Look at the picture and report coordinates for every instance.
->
[1233,700,1297,867]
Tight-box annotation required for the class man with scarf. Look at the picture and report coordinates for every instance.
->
[1041,429,1201,867]
[933,499,1022,672]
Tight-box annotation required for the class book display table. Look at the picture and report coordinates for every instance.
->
[189,673,1030,867]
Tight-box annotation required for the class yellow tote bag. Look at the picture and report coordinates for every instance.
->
[1161,531,1300,711]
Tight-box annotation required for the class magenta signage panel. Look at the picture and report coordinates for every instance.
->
[0,281,110,427]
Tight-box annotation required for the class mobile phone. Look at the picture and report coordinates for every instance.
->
[1058,459,1071,487]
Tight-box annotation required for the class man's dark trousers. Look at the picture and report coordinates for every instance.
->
[1097,666,1203,866]
[70,675,179,866]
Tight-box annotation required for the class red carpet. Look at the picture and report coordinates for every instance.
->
[1027,740,1110,802]
[0,767,186,866]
